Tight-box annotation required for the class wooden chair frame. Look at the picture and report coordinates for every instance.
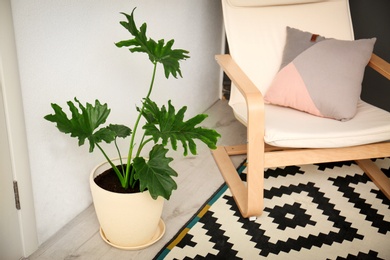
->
[212,53,390,218]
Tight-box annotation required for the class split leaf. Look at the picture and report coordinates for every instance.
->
[141,98,221,156]
[115,8,190,79]
[44,98,130,152]
[133,144,178,200]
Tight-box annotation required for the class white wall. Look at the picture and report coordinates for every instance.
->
[11,0,223,244]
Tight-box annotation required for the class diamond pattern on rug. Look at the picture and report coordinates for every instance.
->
[155,158,390,260]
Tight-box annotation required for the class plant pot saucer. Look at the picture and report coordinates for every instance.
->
[99,218,166,250]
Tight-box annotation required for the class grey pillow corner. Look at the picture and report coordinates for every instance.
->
[280,26,326,70]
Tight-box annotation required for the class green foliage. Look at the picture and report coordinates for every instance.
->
[44,98,131,152]
[44,8,220,201]
[133,145,177,200]
[115,8,190,79]
[142,98,220,156]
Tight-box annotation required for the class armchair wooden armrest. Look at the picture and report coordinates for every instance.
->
[215,54,264,103]
[369,54,390,80]
[214,54,265,217]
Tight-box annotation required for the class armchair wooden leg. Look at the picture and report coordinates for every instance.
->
[212,145,263,218]
[356,159,390,199]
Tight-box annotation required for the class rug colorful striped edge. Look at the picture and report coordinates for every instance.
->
[154,162,247,260]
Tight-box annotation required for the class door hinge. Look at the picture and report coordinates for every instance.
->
[13,181,21,210]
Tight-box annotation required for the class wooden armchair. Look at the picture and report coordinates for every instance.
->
[212,0,390,219]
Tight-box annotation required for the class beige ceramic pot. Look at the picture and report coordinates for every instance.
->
[90,159,165,250]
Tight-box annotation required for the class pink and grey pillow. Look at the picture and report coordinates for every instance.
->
[264,27,376,121]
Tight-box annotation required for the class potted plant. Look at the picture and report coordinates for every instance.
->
[44,8,220,250]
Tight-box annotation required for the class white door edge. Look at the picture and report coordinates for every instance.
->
[1,0,39,256]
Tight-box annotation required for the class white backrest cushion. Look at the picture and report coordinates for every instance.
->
[223,0,354,109]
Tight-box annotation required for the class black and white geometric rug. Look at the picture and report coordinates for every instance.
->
[155,158,390,259]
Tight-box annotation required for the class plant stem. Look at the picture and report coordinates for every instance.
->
[96,143,125,186]
[125,61,158,188]
[113,138,125,175]
[145,61,158,99]
[128,135,153,189]
[136,135,153,158]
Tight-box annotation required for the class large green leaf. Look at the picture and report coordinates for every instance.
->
[141,98,221,156]
[44,98,130,152]
[106,124,132,138]
[133,144,178,200]
[115,8,190,79]
[92,124,131,146]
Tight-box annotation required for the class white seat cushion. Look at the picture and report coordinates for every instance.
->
[231,100,390,148]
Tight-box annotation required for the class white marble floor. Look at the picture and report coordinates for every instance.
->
[28,100,247,260]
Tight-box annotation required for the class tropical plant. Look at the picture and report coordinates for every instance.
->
[44,8,220,200]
